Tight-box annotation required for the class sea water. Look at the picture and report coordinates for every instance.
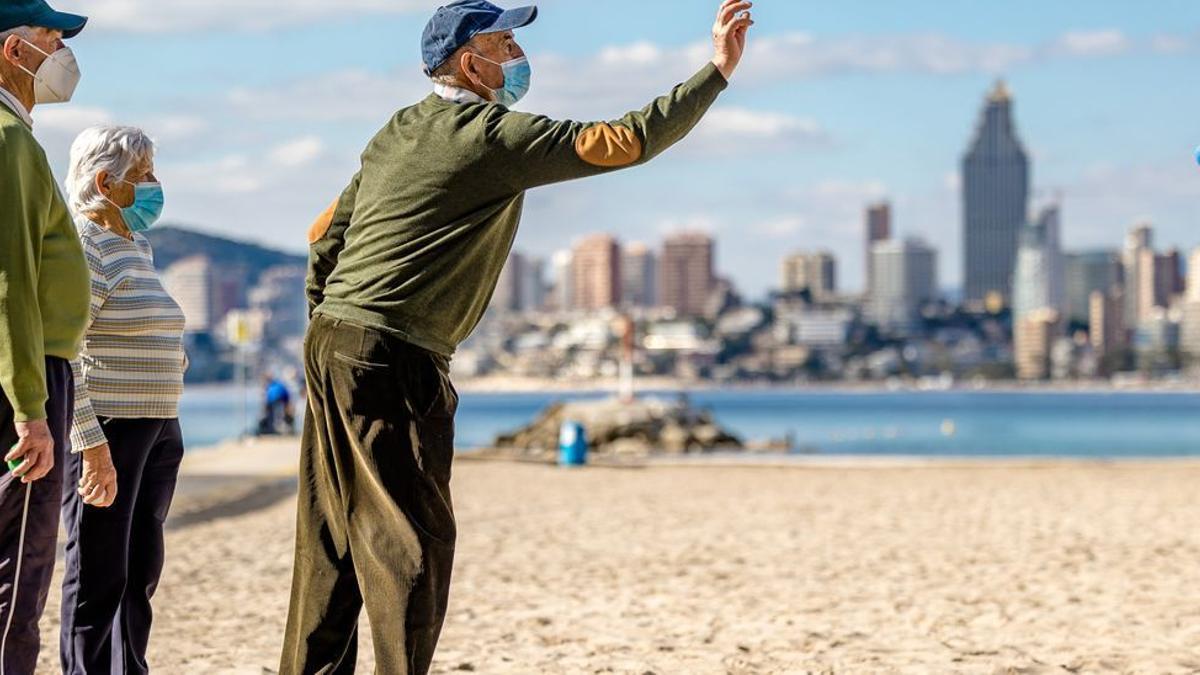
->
[180,386,1200,458]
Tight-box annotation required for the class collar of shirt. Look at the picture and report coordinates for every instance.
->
[433,83,489,105]
[0,85,33,128]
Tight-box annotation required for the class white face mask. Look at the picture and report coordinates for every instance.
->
[16,39,81,104]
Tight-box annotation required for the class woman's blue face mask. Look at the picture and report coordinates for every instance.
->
[108,179,165,233]
[473,54,531,108]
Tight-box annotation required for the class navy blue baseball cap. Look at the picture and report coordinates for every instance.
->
[422,0,537,75]
[0,0,87,39]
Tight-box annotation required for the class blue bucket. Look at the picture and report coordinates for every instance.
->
[559,421,588,467]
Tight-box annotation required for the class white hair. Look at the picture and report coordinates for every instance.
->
[66,125,156,216]
[0,26,33,42]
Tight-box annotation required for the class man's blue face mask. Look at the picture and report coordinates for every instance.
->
[473,54,531,107]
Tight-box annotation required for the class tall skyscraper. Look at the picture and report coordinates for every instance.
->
[1181,248,1200,359]
[162,256,213,333]
[621,242,658,309]
[1125,239,1180,325]
[780,251,837,300]
[1089,288,1126,360]
[248,266,308,344]
[1065,250,1120,325]
[1188,248,1200,303]
[865,201,891,293]
[962,80,1030,306]
[660,232,715,317]
[1155,248,1183,307]
[519,256,546,313]
[572,234,622,311]
[1123,222,1153,322]
[550,250,574,312]
[492,251,525,313]
[1012,205,1064,326]
[868,238,938,335]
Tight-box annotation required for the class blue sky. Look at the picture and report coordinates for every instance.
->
[32,0,1200,297]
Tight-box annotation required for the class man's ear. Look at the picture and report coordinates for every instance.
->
[1,34,23,67]
[459,51,480,85]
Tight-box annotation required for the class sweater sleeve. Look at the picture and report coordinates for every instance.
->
[484,62,728,192]
[68,237,110,452]
[0,130,49,422]
[307,171,361,316]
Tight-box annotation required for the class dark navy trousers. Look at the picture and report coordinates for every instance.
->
[60,418,184,675]
[0,356,74,675]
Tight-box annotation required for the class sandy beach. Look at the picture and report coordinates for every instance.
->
[35,440,1200,673]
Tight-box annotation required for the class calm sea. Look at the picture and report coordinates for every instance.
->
[179,386,1200,458]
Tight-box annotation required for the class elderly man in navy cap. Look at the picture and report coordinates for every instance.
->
[282,1,752,672]
[0,0,91,672]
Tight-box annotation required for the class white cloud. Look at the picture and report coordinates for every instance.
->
[698,107,824,139]
[32,105,113,132]
[743,32,1037,80]
[810,179,889,201]
[32,105,213,179]
[656,215,718,237]
[163,154,265,195]
[52,0,442,33]
[1150,34,1192,54]
[753,216,808,240]
[685,107,829,157]
[598,41,666,67]
[1053,30,1131,57]
[223,25,1156,131]
[150,116,210,142]
[269,136,326,168]
[228,69,428,123]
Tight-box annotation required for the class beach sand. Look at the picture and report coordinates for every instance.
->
[36,443,1200,673]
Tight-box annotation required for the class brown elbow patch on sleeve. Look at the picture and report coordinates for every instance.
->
[307,200,338,245]
[575,123,643,167]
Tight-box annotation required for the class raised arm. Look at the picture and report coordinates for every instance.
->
[486,0,754,191]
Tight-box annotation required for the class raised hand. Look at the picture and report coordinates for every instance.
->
[711,0,755,81]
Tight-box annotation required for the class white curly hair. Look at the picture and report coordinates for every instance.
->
[65,125,156,216]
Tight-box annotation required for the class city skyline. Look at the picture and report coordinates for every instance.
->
[25,1,1200,299]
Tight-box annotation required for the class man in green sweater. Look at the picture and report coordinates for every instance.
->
[0,1,91,671]
[282,1,753,672]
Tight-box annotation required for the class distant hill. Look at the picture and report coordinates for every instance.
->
[144,225,307,285]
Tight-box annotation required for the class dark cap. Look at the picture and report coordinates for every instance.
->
[421,0,536,75]
[0,0,87,39]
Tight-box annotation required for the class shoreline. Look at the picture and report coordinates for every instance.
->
[185,436,1200,468]
[181,377,1200,395]
[414,377,1200,395]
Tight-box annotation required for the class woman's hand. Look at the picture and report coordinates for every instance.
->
[711,0,755,81]
[79,443,118,508]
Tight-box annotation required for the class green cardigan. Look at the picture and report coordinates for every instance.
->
[308,62,728,357]
[0,103,90,421]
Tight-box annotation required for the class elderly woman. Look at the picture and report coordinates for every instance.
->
[60,125,186,675]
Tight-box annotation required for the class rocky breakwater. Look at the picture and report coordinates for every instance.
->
[492,397,746,459]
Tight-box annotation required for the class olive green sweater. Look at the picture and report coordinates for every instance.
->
[0,102,90,421]
[308,62,728,357]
